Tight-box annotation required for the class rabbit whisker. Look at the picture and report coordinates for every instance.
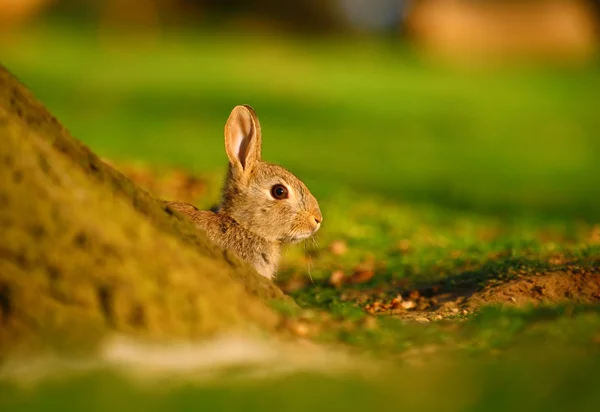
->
[304,240,315,285]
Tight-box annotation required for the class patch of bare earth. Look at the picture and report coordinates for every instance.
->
[466,269,600,309]
[356,268,600,322]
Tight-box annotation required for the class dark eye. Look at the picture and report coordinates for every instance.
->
[270,184,289,200]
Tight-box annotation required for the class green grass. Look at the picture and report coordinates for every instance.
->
[1,22,600,412]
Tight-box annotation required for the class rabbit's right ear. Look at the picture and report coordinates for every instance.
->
[224,105,262,178]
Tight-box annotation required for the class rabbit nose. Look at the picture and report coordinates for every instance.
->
[312,211,323,225]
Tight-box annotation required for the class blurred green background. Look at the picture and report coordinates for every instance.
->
[1,1,600,411]
[2,0,599,220]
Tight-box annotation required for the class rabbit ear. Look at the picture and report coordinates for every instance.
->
[224,105,262,176]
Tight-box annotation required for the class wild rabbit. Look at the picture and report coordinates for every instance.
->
[165,105,322,279]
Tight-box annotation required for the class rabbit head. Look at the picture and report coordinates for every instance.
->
[217,105,322,244]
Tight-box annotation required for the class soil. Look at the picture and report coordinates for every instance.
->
[466,269,600,308]
[348,267,600,322]
[0,64,285,359]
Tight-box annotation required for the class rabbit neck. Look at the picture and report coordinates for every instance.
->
[213,212,281,279]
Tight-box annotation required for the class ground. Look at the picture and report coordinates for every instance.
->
[1,23,599,411]
[111,162,600,352]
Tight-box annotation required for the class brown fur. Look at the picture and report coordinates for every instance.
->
[165,105,322,279]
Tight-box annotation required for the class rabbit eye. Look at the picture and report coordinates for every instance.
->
[270,184,289,200]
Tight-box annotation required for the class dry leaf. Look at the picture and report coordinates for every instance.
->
[329,240,348,256]
[409,289,421,300]
[281,277,309,294]
[349,270,375,284]
[329,270,346,287]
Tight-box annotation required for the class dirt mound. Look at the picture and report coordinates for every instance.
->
[466,269,600,309]
[349,267,600,322]
[0,64,287,359]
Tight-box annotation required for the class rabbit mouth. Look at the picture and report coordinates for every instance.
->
[286,229,319,243]
[293,232,313,241]
[282,217,321,243]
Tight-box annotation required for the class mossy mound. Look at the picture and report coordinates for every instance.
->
[0,64,287,359]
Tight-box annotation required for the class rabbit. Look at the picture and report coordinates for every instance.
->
[165,105,322,279]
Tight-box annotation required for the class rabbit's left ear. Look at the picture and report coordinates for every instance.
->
[224,105,262,176]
